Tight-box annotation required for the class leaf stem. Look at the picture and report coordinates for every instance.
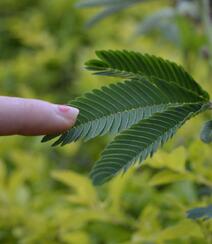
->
[201,0,212,76]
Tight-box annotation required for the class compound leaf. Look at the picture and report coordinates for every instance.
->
[42,50,210,185]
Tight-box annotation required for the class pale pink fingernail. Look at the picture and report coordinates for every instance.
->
[57,105,79,121]
[58,105,71,113]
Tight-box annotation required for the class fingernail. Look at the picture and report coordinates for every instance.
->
[57,105,79,122]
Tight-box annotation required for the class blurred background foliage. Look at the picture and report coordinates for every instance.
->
[0,0,211,243]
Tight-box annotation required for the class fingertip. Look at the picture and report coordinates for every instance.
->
[0,97,80,136]
[54,105,79,128]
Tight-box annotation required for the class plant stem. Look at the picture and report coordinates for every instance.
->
[202,0,212,77]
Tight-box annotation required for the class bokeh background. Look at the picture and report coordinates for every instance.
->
[0,0,211,243]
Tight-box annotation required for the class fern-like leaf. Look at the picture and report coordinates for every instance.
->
[86,50,209,99]
[91,103,206,185]
[42,50,210,185]
[42,76,206,146]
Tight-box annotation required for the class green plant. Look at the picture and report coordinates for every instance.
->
[43,50,211,186]
[1,1,211,243]
[77,0,212,73]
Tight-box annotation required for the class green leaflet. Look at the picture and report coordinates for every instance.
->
[91,103,205,185]
[86,50,209,100]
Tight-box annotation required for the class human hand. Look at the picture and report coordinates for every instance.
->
[0,96,79,136]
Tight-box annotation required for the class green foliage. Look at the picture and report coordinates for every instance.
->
[0,1,212,243]
[76,0,211,74]
[134,7,178,42]
[77,0,143,27]
[43,50,210,185]
[0,0,86,101]
[187,205,212,220]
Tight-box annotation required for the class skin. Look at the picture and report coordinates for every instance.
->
[0,96,79,136]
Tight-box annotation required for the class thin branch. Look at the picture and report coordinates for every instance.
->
[202,0,212,74]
